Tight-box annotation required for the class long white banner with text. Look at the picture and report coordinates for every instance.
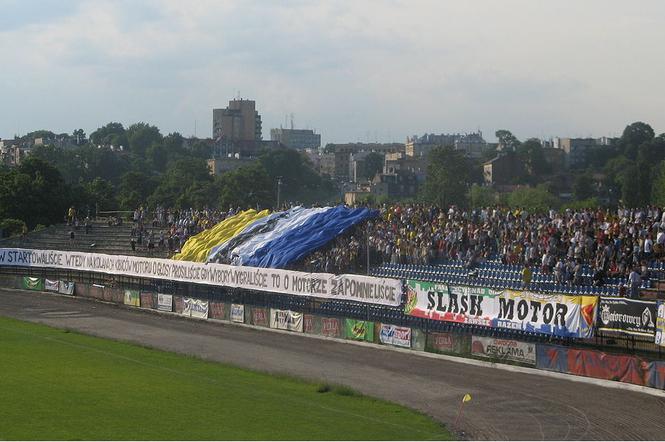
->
[0,248,402,306]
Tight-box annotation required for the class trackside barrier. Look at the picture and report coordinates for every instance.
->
[344,318,374,342]
[303,315,342,338]
[10,277,665,391]
[536,344,665,388]
[140,291,155,309]
[250,306,269,327]
[426,331,470,355]
[209,300,229,321]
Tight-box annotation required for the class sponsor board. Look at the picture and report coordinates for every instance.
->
[379,324,411,348]
[140,292,154,309]
[270,309,303,332]
[0,248,402,306]
[598,297,657,337]
[321,318,342,338]
[182,298,209,319]
[471,336,536,366]
[58,281,74,295]
[251,307,269,327]
[426,332,470,355]
[22,276,43,291]
[231,304,245,323]
[344,319,374,342]
[405,280,597,338]
[209,301,226,320]
[44,279,59,292]
[157,294,173,312]
[656,302,665,347]
[123,290,140,307]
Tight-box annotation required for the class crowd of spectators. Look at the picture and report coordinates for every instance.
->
[128,205,243,255]
[113,202,665,297]
[299,204,665,297]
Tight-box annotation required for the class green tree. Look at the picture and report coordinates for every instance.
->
[621,122,655,160]
[651,160,665,207]
[517,138,549,179]
[469,184,496,207]
[573,173,594,201]
[85,177,118,212]
[148,158,212,208]
[506,185,559,213]
[421,146,469,208]
[89,122,128,148]
[217,163,273,209]
[72,129,86,145]
[621,165,641,207]
[127,123,162,157]
[495,129,520,151]
[118,171,158,210]
[0,157,70,228]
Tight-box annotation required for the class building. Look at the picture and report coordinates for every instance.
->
[483,152,525,186]
[270,128,321,150]
[212,99,262,141]
[324,143,404,181]
[554,137,599,168]
[406,132,487,158]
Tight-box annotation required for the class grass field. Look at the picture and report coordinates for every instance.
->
[0,316,451,440]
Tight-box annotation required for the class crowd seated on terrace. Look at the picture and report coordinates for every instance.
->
[98,203,665,296]
[296,204,665,297]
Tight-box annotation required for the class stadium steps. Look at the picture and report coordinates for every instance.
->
[0,221,170,258]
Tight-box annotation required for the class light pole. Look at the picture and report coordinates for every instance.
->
[276,177,283,210]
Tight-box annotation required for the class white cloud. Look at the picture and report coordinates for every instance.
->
[0,0,663,142]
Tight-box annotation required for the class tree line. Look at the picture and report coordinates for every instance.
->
[0,122,336,234]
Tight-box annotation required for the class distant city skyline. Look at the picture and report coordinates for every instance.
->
[1,0,663,144]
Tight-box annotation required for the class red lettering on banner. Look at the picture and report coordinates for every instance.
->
[322,318,340,337]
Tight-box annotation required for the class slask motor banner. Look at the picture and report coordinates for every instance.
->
[0,248,401,306]
[405,280,598,338]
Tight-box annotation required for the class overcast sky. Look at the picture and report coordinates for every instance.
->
[1,0,664,144]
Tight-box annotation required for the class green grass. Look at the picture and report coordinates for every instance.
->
[0,317,451,440]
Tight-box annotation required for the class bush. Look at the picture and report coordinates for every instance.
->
[0,218,27,238]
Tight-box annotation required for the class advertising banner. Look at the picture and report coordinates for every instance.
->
[426,332,470,354]
[209,301,227,320]
[44,278,59,292]
[655,301,665,346]
[140,292,154,309]
[231,304,245,323]
[0,248,402,306]
[304,314,319,334]
[344,319,374,342]
[379,324,411,348]
[405,280,597,338]
[183,298,209,319]
[270,309,303,332]
[58,281,75,295]
[321,317,342,338]
[124,289,140,307]
[157,294,173,312]
[598,297,657,338]
[22,276,43,291]
[471,336,536,365]
[251,307,269,327]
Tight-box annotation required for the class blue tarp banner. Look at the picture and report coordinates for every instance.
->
[244,206,377,268]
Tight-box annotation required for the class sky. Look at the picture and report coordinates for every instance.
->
[1,0,664,145]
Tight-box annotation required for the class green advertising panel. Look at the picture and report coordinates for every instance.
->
[344,319,374,342]
[22,277,43,291]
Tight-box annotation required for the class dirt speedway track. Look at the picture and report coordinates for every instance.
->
[1,288,664,440]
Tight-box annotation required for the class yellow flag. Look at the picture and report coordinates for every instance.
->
[173,209,270,262]
[462,394,472,403]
